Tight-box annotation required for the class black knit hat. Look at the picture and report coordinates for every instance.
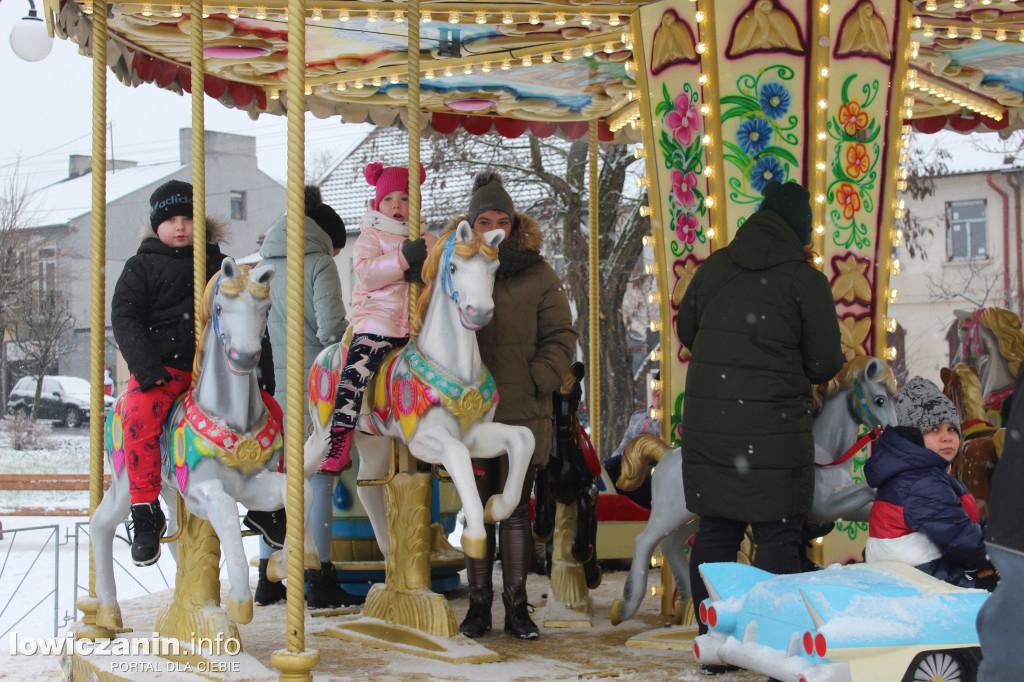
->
[149,180,194,231]
[305,185,346,249]
[468,170,515,227]
[759,180,812,245]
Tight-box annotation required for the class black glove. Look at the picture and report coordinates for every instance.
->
[401,238,428,283]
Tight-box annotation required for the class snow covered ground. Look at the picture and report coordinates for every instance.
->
[0,421,764,680]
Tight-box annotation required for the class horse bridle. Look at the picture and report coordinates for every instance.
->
[851,376,885,430]
[211,273,229,348]
[960,309,986,363]
[440,234,461,305]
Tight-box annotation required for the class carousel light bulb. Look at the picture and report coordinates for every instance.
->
[816,193,826,204]
[815,224,825,235]
[816,162,827,171]
[270,89,279,99]
[304,84,312,95]
[1019,29,1024,42]
[813,254,824,266]
[913,16,922,29]
[449,10,459,24]
[529,11,540,24]
[202,9,209,18]
[463,64,473,74]
[637,176,649,188]
[339,8,349,21]
[501,58,511,70]
[642,235,651,246]
[420,10,431,23]
[703,166,713,177]
[696,42,708,54]
[84,0,93,14]
[972,27,982,40]
[900,152,909,163]
[925,0,937,10]
[997,28,1007,41]
[647,293,656,304]
[946,27,958,39]
[476,11,486,24]
[609,14,621,26]
[886,347,898,361]
[311,7,323,21]
[819,3,830,14]
[521,55,532,66]
[634,145,644,158]
[444,66,453,77]
[701,134,712,145]
[649,320,659,332]
[336,81,347,91]
[639,205,651,216]
[367,8,378,22]
[580,12,591,26]
[891,258,902,275]
[584,44,594,56]
[923,25,934,37]
[698,73,709,85]
[888,288,898,304]
[503,11,513,24]
[953,0,965,7]
[820,67,830,78]
[369,75,381,87]
[911,42,920,58]
[700,104,711,115]
[604,42,615,53]
[817,99,829,110]
[893,228,904,247]
[897,180,908,191]
[254,5,265,19]
[707,227,717,238]
[141,2,152,16]
[542,52,553,63]
[228,5,241,19]
[886,317,898,333]
[393,9,405,23]
[563,49,573,60]
[354,78,364,88]
[695,10,705,21]
[817,131,827,141]
[555,11,565,25]
[424,68,435,79]
[482,61,492,72]
[649,349,658,362]
[704,197,715,208]
[389,73,400,84]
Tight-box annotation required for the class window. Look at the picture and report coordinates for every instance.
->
[37,246,56,310]
[946,200,987,261]
[230,190,247,220]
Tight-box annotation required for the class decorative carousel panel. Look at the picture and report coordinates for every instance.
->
[636,0,708,445]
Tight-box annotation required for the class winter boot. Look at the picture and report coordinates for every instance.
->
[254,558,286,606]
[306,562,365,609]
[243,508,287,549]
[503,589,539,640]
[130,501,167,567]
[320,426,353,474]
[459,588,493,638]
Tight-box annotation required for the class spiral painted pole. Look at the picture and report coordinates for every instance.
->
[406,0,422,320]
[190,0,205,330]
[587,121,600,455]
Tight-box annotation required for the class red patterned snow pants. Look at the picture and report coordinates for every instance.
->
[123,368,191,504]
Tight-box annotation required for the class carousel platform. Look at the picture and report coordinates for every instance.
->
[51,566,768,681]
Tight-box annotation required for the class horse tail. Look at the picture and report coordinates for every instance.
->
[617,434,670,492]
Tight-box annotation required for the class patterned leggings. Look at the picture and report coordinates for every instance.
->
[331,333,407,429]
[123,367,192,504]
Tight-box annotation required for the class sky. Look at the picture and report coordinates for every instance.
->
[1,0,1022,196]
[0,1,371,195]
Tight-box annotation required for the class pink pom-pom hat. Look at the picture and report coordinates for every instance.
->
[365,163,427,211]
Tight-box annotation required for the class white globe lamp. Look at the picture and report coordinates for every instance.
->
[10,1,53,62]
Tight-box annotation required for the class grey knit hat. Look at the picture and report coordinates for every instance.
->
[468,170,515,227]
[895,376,961,435]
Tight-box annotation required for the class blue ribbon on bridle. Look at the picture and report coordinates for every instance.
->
[210,273,228,348]
[852,376,883,429]
[440,234,460,305]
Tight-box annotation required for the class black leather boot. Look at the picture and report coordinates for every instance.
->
[503,589,539,639]
[254,558,286,606]
[306,561,364,609]
[243,508,287,549]
[459,588,493,638]
[130,501,166,566]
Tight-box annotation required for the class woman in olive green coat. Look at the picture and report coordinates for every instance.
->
[449,171,577,640]
[676,181,843,650]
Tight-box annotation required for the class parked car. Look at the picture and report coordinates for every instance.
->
[694,561,986,682]
[7,375,116,428]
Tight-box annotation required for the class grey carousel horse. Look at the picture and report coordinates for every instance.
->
[90,258,319,628]
[611,355,897,625]
[952,307,1023,422]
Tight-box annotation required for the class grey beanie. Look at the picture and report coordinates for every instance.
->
[468,170,515,227]
[895,376,961,435]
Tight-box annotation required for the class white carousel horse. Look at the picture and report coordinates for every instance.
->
[952,307,1023,423]
[610,355,897,626]
[304,222,535,560]
[90,258,318,627]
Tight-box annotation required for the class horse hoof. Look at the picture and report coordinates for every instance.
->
[304,551,320,570]
[610,599,622,626]
[227,596,253,624]
[96,604,123,629]
[267,551,285,582]
[462,534,487,560]
[482,496,503,524]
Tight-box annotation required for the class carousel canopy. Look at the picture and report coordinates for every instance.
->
[43,0,1024,138]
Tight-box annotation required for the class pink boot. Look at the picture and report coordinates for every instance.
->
[320,427,353,474]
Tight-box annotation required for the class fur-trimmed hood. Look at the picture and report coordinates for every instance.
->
[139,215,229,243]
[444,211,543,252]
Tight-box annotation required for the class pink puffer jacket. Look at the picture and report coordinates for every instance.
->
[350,210,413,338]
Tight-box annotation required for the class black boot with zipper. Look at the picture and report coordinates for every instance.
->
[503,589,539,639]
[305,561,364,609]
[254,557,286,606]
[459,588,493,638]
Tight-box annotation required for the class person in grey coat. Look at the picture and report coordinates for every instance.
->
[256,185,359,607]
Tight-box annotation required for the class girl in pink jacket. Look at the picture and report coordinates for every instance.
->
[322,163,433,473]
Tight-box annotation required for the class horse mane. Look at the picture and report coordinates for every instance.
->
[979,307,1024,377]
[945,363,987,424]
[191,264,265,386]
[410,229,499,340]
[811,354,896,414]
[618,434,670,492]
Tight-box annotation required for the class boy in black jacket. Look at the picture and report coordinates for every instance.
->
[112,180,279,566]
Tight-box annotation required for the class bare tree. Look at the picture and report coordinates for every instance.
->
[900,134,952,260]
[11,293,77,420]
[307,148,339,184]
[926,257,1004,308]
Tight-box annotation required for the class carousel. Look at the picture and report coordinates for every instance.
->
[19,0,1024,679]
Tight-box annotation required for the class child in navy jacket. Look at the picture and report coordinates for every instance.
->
[864,376,992,587]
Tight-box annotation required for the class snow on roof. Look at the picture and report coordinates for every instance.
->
[20,161,184,228]
[916,130,1024,176]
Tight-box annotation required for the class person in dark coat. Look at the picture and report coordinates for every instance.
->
[112,179,278,567]
[675,180,843,648]
[450,171,578,641]
[977,370,1024,682]
[864,377,991,586]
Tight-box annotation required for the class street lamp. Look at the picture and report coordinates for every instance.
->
[9,0,53,62]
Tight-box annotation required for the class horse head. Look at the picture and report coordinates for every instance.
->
[414,221,501,335]
[199,257,275,376]
[812,355,898,464]
[953,307,1022,401]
